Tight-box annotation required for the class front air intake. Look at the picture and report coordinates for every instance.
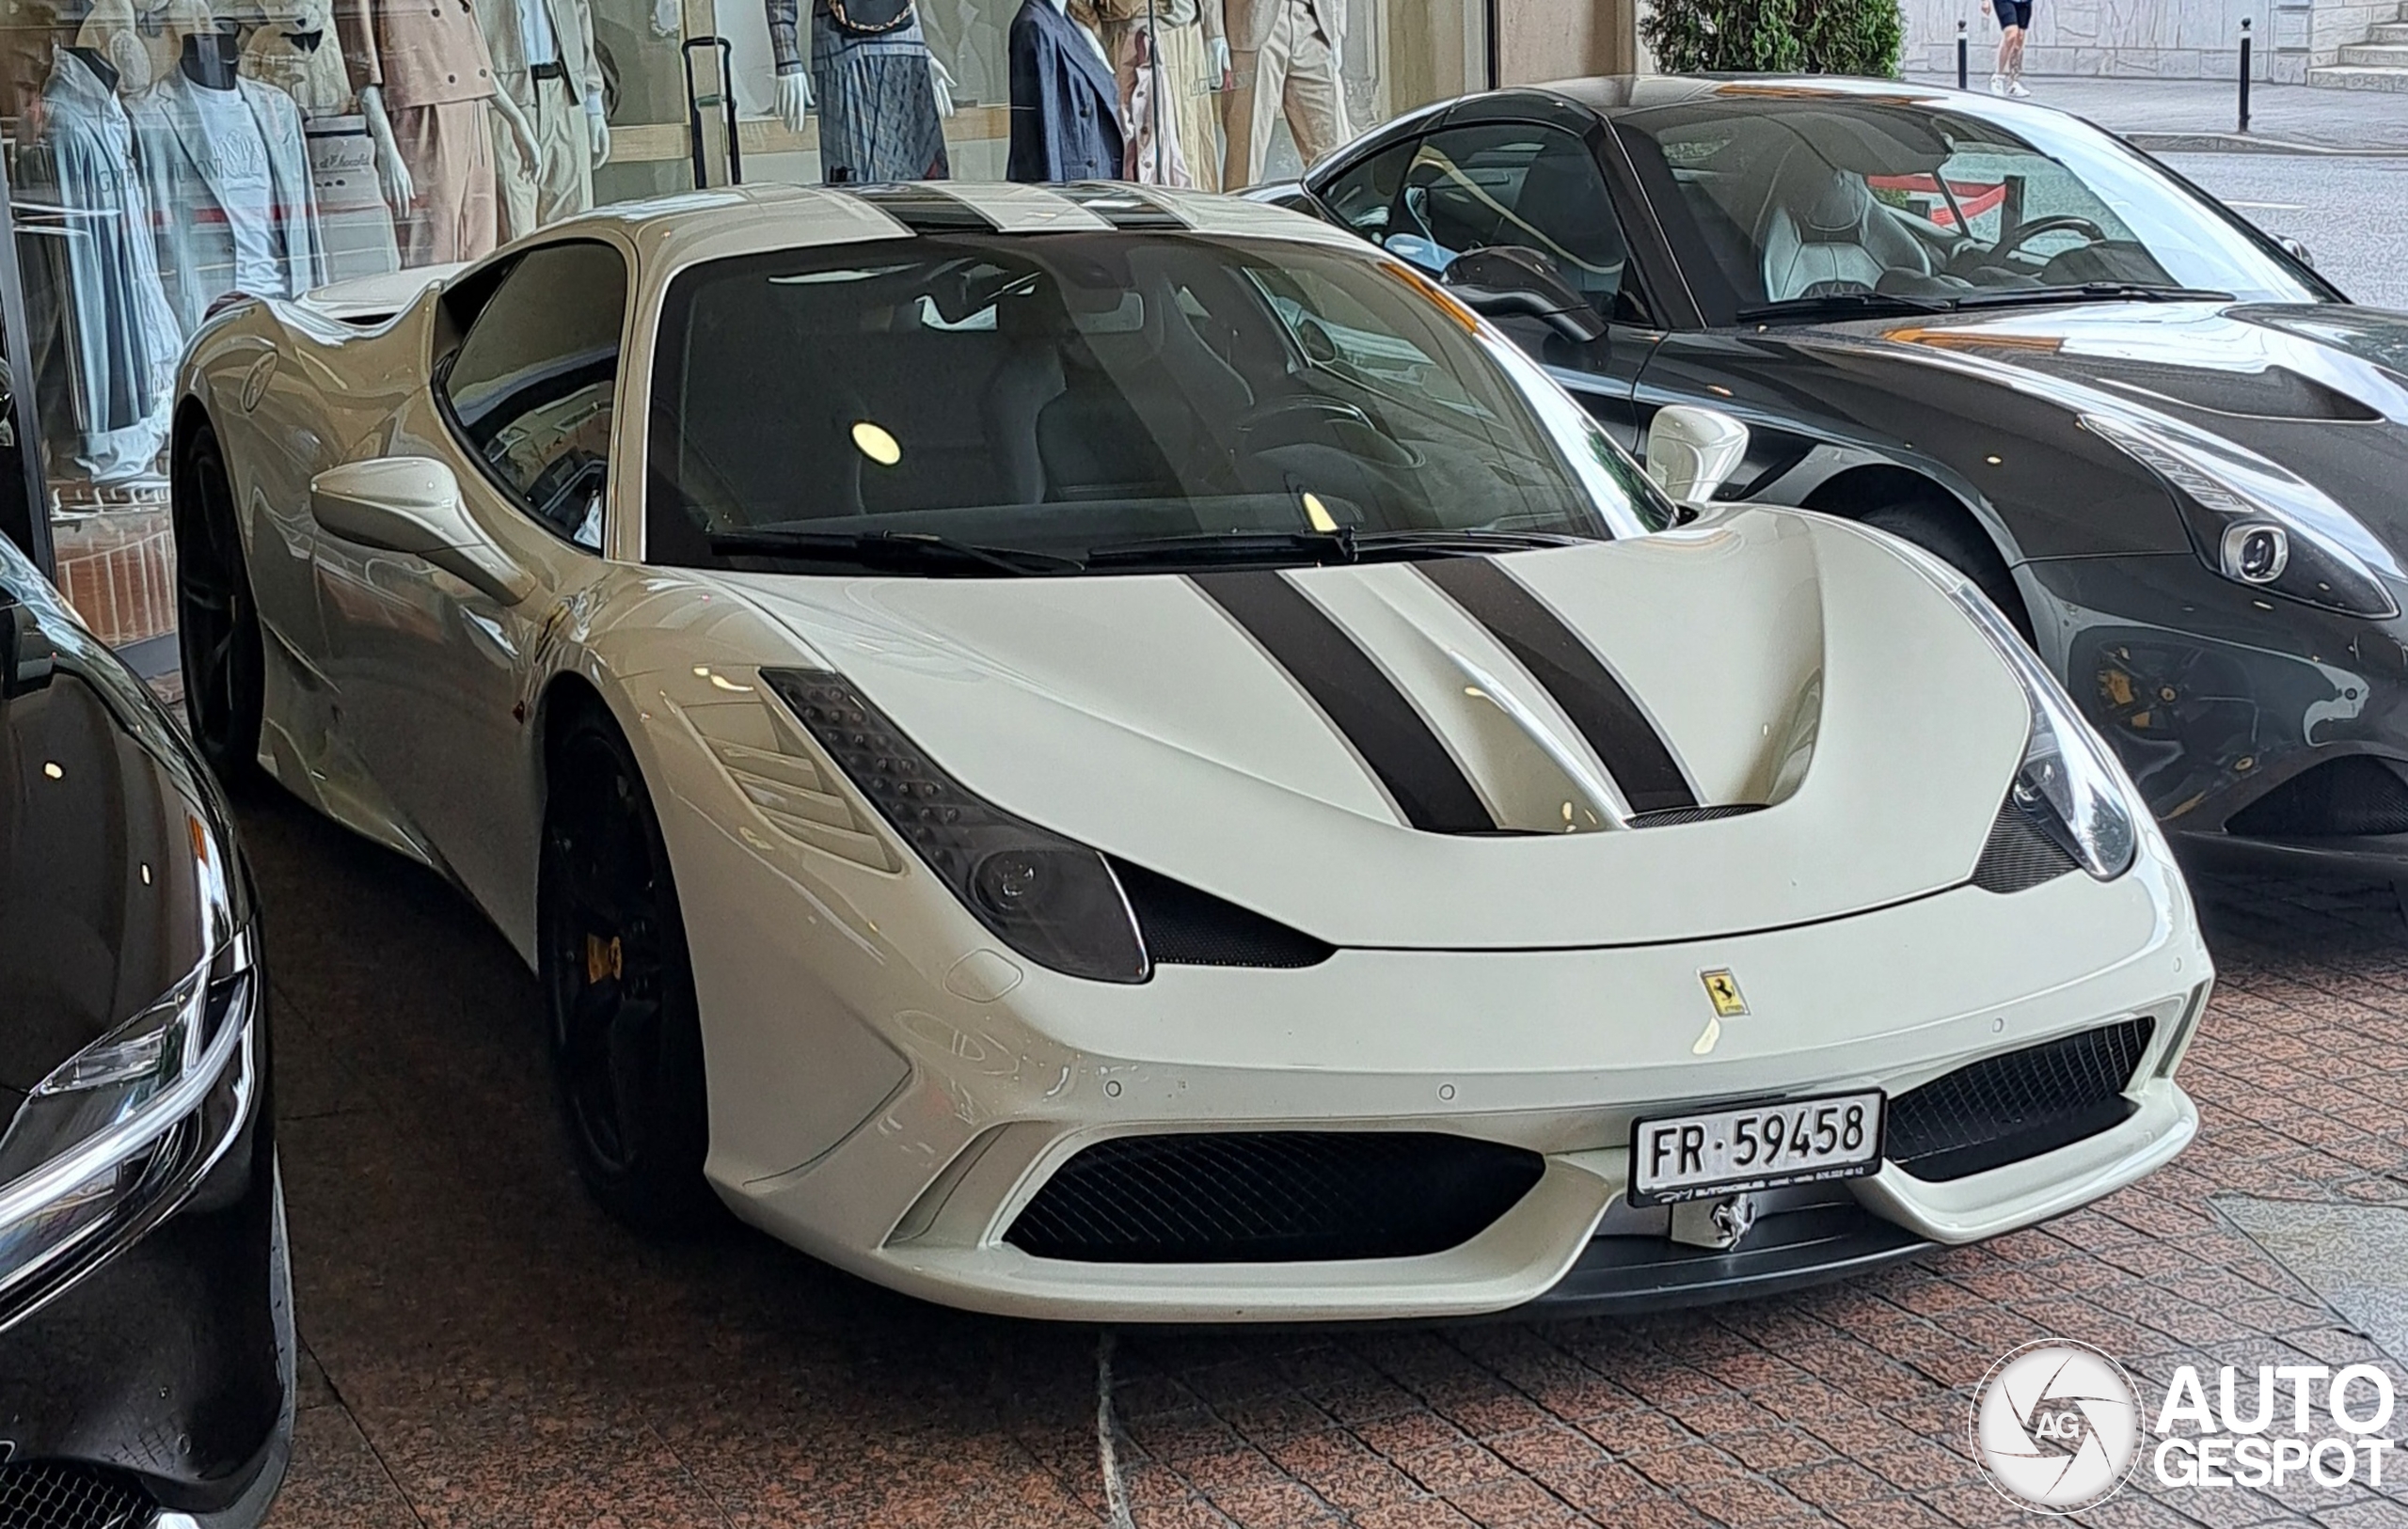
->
[1886,1017,2155,1182]
[2225,756,2408,839]
[0,1464,156,1529]
[1005,1131,1545,1262]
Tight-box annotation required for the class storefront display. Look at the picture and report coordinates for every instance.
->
[0,0,1483,675]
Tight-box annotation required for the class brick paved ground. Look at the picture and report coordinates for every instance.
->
[248,779,2408,1529]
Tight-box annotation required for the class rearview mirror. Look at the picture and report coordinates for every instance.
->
[1643,405,1751,512]
[309,458,532,606]
[1440,247,1608,344]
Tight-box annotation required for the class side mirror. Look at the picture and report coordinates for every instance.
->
[309,458,532,605]
[1440,247,1609,344]
[2279,236,2315,270]
[0,595,55,699]
[1643,405,1752,512]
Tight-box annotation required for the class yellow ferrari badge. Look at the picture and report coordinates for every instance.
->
[1700,969,1749,1018]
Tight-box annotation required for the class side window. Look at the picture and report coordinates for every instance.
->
[1395,124,1640,323]
[1318,138,1420,241]
[440,241,627,551]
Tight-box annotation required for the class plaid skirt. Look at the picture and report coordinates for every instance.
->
[811,17,951,183]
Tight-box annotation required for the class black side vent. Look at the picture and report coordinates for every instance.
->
[0,1465,155,1529]
[2226,756,2408,839]
[1972,799,2080,892]
[1887,1017,2155,1182]
[1626,803,1766,828]
[1006,1131,1545,1262]
[1114,861,1335,969]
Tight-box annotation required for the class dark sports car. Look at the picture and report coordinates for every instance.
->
[0,532,290,1526]
[1264,74,2408,886]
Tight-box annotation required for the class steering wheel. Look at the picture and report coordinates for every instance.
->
[1990,214,2108,262]
[1237,396,1418,468]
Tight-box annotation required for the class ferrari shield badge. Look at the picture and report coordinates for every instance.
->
[1701,969,1749,1017]
[1691,969,1747,1056]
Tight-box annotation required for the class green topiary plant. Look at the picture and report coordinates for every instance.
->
[1641,0,1904,77]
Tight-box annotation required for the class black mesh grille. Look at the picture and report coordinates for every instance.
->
[1626,803,1766,828]
[2226,757,2408,839]
[1114,861,1334,969]
[0,1465,155,1529]
[1005,1131,1545,1262]
[1972,799,2080,893]
[1887,1017,2155,1182]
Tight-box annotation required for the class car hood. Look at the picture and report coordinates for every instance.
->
[696,508,2032,949]
[1780,301,2408,550]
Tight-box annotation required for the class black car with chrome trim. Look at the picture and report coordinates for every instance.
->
[0,533,289,1528]
[1263,74,2408,894]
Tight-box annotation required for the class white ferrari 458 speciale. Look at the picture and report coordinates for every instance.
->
[170,181,2209,1322]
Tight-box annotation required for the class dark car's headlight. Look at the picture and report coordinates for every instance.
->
[763,669,1150,984]
[2082,413,2400,620]
[1947,580,2140,880]
[0,941,259,1316]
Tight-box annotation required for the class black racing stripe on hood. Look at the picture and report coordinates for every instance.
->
[1190,571,1497,834]
[1417,558,1699,815]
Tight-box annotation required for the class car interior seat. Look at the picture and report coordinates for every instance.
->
[1757,155,1935,302]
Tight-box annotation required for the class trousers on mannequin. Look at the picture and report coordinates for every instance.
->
[338,0,535,264]
[1220,0,1346,189]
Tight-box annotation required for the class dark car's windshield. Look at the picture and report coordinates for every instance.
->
[643,232,1669,575]
[1612,93,2324,324]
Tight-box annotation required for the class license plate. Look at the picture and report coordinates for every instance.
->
[1629,1091,1886,1205]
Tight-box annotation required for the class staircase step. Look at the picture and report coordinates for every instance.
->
[2309,63,2408,90]
[2370,22,2408,42]
[2339,41,2408,64]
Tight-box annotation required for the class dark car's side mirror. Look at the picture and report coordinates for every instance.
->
[0,594,55,700]
[1440,247,1608,344]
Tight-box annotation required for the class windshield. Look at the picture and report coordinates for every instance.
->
[643,232,1670,575]
[1611,93,2324,323]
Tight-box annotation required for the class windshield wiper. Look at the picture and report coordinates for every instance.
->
[1352,528,1598,554]
[1735,291,1959,323]
[1083,528,1361,570]
[1948,282,2236,308]
[708,528,1083,575]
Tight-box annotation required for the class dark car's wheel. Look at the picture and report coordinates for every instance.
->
[1859,498,2036,645]
[175,424,264,785]
[539,706,717,1236]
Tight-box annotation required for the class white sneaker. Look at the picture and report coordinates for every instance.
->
[2007,75,2032,97]
[1988,73,2009,95]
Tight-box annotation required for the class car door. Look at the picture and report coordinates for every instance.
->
[311,238,629,922]
[1363,119,1666,447]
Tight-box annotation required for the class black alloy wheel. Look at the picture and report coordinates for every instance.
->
[539,707,716,1235]
[175,425,265,784]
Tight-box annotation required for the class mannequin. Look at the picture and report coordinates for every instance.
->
[127,27,326,331]
[767,0,955,182]
[1219,0,1345,188]
[337,0,537,264]
[1097,0,1225,189]
[73,0,205,98]
[475,0,609,239]
[31,42,182,481]
[1006,0,1120,181]
[242,0,356,117]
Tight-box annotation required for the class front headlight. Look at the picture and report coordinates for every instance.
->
[1947,581,2140,880]
[762,669,1151,984]
[0,946,258,1316]
[2081,413,2400,620]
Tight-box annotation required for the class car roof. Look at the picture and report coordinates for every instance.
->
[523,181,1375,276]
[1529,74,2012,117]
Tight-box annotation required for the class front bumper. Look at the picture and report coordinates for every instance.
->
[0,1002,293,1526]
[686,807,2210,1322]
[2026,552,2408,880]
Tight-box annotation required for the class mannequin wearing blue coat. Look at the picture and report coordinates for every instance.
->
[1006,0,1124,181]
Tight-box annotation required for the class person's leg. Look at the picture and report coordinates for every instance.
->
[2006,6,2032,94]
[1991,12,2014,92]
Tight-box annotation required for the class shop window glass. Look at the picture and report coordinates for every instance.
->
[439,239,624,547]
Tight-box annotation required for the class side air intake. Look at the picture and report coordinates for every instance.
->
[1971,799,2080,893]
[1113,860,1334,969]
